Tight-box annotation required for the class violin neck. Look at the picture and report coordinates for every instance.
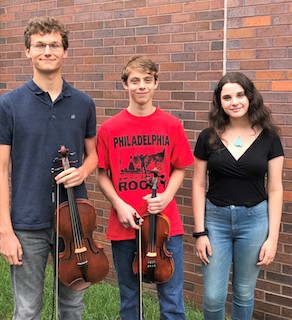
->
[67,188,77,211]
[148,214,156,251]
[148,185,157,251]
[67,187,76,204]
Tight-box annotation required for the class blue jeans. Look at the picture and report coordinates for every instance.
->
[112,235,186,320]
[202,200,269,320]
[11,229,84,320]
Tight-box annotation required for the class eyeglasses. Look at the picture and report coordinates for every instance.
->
[30,42,63,51]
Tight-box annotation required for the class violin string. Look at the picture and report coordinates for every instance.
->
[73,195,87,263]
[68,189,83,263]
[150,176,157,253]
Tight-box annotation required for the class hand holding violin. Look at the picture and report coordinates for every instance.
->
[142,192,172,214]
[55,166,86,188]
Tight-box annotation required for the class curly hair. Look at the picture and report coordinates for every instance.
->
[209,72,280,149]
[24,16,69,50]
[121,55,159,84]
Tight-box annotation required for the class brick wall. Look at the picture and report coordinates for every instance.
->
[0,1,291,319]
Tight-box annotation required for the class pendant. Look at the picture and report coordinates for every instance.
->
[234,137,244,147]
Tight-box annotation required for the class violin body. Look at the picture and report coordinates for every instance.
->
[133,212,174,284]
[57,199,109,291]
[57,198,109,290]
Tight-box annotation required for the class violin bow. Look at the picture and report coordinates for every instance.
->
[135,214,143,320]
[51,164,60,320]
[55,182,60,320]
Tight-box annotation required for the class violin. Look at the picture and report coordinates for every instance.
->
[132,169,174,284]
[55,145,109,291]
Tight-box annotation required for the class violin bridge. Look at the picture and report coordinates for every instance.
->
[75,247,87,254]
[146,252,157,258]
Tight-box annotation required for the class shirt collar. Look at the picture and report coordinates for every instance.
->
[26,78,72,98]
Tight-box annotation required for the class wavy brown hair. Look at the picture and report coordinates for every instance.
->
[24,16,69,50]
[209,72,280,149]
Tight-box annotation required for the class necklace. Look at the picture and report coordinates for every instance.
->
[234,137,244,147]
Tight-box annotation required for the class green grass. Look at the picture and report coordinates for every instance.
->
[0,255,203,319]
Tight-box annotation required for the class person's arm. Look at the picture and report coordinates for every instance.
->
[143,167,185,214]
[0,144,23,265]
[55,136,98,188]
[192,157,212,265]
[97,168,141,229]
[257,155,284,266]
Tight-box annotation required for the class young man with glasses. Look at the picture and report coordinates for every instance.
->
[0,16,97,319]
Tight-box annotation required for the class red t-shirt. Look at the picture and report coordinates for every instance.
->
[97,108,194,240]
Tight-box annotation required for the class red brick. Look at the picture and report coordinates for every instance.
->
[136,6,158,16]
[227,50,255,60]
[185,2,210,12]
[243,16,271,27]
[272,82,292,92]
[228,28,256,38]
[159,3,183,14]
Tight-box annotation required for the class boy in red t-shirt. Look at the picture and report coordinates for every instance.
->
[97,55,194,319]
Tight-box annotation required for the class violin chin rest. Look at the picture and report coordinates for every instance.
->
[69,278,91,291]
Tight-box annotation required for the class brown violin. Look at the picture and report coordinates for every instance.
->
[55,145,109,291]
[132,169,174,284]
